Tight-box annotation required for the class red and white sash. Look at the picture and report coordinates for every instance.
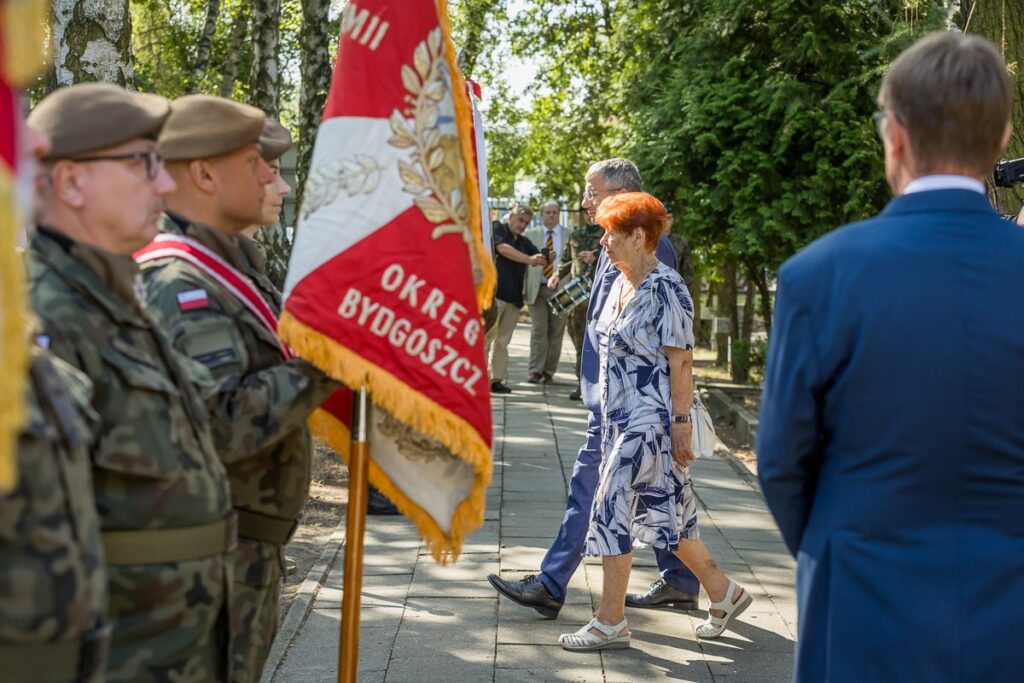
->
[134,234,293,359]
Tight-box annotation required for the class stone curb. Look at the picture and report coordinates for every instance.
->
[714,440,761,494]
[260,524,347,683]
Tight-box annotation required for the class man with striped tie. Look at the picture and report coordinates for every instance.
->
[524,201,571,384]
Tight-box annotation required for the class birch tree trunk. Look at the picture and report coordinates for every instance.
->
[48,0,134,89]
[247,0,286,285]
[249,0,281,116]
[218,3,249,98]
[186,0,221,93]
[295,0,333,220]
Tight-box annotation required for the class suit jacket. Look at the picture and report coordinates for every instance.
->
[523,224,570,305]
[758,189,1024,682]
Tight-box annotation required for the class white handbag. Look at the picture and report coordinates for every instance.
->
[690,390,717,459]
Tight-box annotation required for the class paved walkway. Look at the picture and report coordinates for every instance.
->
[264,323,796,683]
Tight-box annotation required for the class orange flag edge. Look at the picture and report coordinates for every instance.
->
[282,310,492,563]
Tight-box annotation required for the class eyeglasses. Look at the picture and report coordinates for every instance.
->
[582,186,621,202]
[872,109,904,142]
[71,148,165,180]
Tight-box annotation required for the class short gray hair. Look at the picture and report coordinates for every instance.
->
[586,158,642,192]
[541,200,560,211]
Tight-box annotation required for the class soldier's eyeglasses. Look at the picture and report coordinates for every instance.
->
[72,148,165,181]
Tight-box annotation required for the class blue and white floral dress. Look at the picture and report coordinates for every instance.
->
[584,263,699,556]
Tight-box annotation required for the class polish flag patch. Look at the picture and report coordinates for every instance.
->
[176,288,209,311]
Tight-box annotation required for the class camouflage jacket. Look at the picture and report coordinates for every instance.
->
[140,216,336,529]
[557,224,603,282]
[0,346,107,647]
[28,227,234,680]
[666,232,696,288]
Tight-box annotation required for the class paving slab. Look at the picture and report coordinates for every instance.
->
[266,325,796,682]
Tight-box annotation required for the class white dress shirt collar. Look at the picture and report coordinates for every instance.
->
[902,174,986,195]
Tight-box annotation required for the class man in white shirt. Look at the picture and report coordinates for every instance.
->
[524,201,570,383]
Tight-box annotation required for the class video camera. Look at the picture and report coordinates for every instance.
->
[993,157,1024,187]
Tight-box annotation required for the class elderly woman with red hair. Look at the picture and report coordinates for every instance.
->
[559,192,751,652]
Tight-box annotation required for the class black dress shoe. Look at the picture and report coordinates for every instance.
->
[487,573,564,619]
[625,578,699,611]
[366,485,400,515]
[527,373,543,384]
[491,381,512,394]
[568,388,582,401]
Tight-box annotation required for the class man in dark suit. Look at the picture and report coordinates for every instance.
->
[758,33,1023,682]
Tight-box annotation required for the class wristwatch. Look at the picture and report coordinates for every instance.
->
[671,414,691,424]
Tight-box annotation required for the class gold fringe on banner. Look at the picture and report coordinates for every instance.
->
[1,0,50,86]
[437,0,496,313]
[283,311,492,562]
[0,170,27,491]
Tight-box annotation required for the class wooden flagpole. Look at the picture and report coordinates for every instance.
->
[339,387,369,683]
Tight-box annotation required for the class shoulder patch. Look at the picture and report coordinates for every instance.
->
[176,288,210,311]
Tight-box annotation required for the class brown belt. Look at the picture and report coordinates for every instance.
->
[0,624,110,682]
[101,515,236,566]
[236,508,299,546]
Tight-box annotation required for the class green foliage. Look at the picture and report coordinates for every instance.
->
[625,0,951,275]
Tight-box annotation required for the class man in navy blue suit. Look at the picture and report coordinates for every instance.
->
[487,158,701,617]
[758,33,1024,682]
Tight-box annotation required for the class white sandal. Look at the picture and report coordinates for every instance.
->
[559,617,630,651]
[696,581,752,639]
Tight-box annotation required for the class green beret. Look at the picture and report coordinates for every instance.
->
[260,120,293,161]
[159,95,266,161]
[27,83,170,161]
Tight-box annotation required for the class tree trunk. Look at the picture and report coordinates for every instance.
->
[295,0,333,221]
[248,0,286,285]
[753,267,772,337]
[249,0,281,116]
[959,1,1024,213]
[48,0,134,89]
[691,270,704,347]
[732,277,755,384]
[186,0,221,94]
[717,258,738,367]
[218,4,250,97]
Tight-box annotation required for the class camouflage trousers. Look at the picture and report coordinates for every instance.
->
[106,556,230,682]
[568,302,589,381]
[229,538,282,683]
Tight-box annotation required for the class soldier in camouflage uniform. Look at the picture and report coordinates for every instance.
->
[0,95,109,683]
[0,344,109,683]
[27,83,235,682]
[138,97,337,683]
[549,222,603,397]
[663,202,695,288]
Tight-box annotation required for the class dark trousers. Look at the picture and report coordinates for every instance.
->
[539,410,700,601]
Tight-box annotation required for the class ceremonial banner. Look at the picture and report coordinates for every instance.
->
[281,0,496,560]
[0,0,47,491]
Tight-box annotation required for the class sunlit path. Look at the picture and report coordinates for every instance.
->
[265,323,796,682]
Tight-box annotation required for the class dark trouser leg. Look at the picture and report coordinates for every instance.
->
[569,304,587,381]
[539,410,602,601]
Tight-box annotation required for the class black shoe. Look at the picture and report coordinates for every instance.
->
[625,578,699,611]
[527,373,543,384]
[491,381,512,394]
[569,388,582,401]
[366,485,400,516]
[487,573,564,619]
[542,372,554,384]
